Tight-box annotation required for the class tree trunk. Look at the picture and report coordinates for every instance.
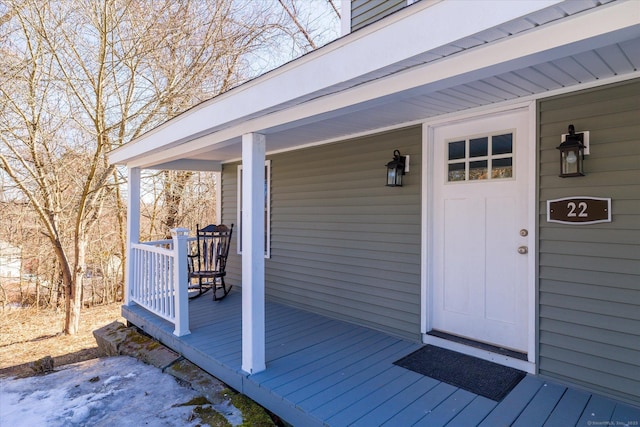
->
[65,231,87,335]
[163,171,193,236]
[65,273,83,335]
[55,233,82,335]
[56,248,75,334]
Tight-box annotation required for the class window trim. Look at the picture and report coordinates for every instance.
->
[237,160,271,258]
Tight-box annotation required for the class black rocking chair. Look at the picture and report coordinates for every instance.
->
[187,223,233,301]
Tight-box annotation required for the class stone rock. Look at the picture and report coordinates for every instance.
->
[30,355,54,374]
[92,321,130,357]
[164,359,227,405]
[93,321,180,370]
[118,330,180,369]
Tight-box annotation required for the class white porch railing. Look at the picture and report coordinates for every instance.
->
[128,228,191,336]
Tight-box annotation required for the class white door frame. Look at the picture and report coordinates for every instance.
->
[420,101,537,374]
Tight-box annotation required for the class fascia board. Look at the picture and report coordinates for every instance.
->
[143,159,222,172]
[122,0,639,169]
[109,0,563,165]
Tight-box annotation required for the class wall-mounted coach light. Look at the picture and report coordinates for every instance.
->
[386,150,407,187]
[557,124,586,178]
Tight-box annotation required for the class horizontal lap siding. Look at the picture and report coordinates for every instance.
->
[351,0,406,31]
[537,79,640,405]
[222,127,422,340]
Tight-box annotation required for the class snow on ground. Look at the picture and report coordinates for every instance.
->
[0,356,242,427]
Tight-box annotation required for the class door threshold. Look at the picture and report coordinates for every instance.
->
[427,330,527,360]
[424,331,535,374]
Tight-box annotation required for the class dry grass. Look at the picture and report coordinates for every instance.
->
[0,303,125,378]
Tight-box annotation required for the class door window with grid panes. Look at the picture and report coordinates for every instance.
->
[447,132,514,182]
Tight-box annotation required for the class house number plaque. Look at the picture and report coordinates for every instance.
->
[547,197,611,225]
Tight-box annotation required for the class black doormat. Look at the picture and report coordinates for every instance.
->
[393,345,525,401]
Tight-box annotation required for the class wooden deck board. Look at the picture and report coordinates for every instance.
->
[512,382,567,427]
[284,341,417,405]
[382,382,458,426]
[266,330,388,393]
[477,375,544,427]
[445,395,498,427]
[415,388,478,427]
[308,364,417,418]
[121,293,640,426]
[266,318,352,361]
[338,370,428,426]
[259,330,369,386]
[543,388,591,427]
[257,329,378,389]
[611,402,640,426]
[576,395,617,426]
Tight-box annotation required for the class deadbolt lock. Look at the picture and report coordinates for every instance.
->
[520,229,528,237]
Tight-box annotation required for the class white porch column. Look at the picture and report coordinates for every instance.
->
[241,132,266,374]
[171,228,191,336]
[125,167,141,306]
[214,171,222,224]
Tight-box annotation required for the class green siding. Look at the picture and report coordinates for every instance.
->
[351,0,407,31]
[222,127,422,340]
[537,79,640,405]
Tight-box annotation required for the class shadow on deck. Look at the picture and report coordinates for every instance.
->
[122,291,640,426]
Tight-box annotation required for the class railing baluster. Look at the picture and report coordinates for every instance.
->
[168,254,173,317]
[162,252,167,315]
[141,250,146,305]
[153,253,157,310]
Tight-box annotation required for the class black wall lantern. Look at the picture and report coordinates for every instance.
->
[386,149,406,187]
[557,124,585,177]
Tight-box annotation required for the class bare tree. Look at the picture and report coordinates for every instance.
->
[0,0,339,334]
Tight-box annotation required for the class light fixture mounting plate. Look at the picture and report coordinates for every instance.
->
[561,130,590,155]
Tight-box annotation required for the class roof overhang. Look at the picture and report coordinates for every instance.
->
[109,0,640,170]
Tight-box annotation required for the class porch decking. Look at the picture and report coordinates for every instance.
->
[122,291,640,426]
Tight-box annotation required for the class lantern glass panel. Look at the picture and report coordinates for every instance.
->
[559,145,584,177]
[387,167,397,186]
[394,168,403,186]
[563,149,577,175]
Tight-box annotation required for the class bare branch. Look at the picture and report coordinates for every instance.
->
[278,0,316,49]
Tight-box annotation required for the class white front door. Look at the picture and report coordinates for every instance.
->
[432,109,530,352]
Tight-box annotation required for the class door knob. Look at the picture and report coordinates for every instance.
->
[518,246,528,254]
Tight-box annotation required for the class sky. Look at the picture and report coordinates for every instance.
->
[0,356,243,427]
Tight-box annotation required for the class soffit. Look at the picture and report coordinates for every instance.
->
[118,0,639,169]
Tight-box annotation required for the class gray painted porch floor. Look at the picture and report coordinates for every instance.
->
[122,291,640,426]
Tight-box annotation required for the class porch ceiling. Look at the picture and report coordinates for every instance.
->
[110,0,640,170]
